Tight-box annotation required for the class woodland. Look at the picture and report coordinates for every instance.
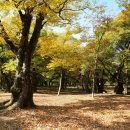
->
[0,0,130,129]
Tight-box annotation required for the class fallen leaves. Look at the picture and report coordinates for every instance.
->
[0,92,130,130]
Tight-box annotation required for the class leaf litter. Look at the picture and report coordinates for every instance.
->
[0,92,130,130]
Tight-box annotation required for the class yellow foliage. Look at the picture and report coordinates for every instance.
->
[37,31,82,71]
[113,7,130,27]
[4,50,15,58]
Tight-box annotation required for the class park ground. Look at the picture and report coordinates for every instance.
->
[0,90,130,130]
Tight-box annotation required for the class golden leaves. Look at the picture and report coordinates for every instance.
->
[37,32,82,71]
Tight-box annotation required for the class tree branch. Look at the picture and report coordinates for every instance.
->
[29,14,46,56]
[0,20,18,54]
[42,0,71,22]
[98,58,113,76]
[13,0,24,8]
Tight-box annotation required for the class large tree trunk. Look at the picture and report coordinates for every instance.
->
[114,59,125,94]
[81,73,91,93]
[115,82,124,94]
[97,69,107,93]
[0,9,45,109]
[10,51,24,104]
[0,52,25,109]
[17,51,35,108]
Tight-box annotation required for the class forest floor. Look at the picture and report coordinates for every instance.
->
[0,90,130,130]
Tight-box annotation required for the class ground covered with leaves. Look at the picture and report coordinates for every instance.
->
[0,91,130,130]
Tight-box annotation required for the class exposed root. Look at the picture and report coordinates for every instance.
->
[7,102,19,110]
[0,99,15,110]
[7,102,36,110]
[0,99,10,106]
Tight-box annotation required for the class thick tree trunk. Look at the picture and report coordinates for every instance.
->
[17,51,34,108]
[10,51,24,104]
[114,82,124,94]
[114,59,125,94]
[81,74,91,93]
[97,70,107,93]
[0,52,24,109]
[5,13,33,108]
[31,68,37,92]
[0,9,45,109]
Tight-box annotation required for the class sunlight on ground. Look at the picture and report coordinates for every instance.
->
[0,116,15,121]
[0,92,130,130]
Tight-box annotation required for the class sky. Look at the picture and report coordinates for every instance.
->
[98,0,121,16]
[53,0,121,36]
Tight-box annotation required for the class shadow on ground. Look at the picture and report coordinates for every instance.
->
[0,94,130,130]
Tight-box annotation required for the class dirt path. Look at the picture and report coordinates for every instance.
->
[0,92,130,130]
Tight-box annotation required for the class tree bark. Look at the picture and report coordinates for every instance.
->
[58,68,65,95]
[17,50,35,108]
[114,59,125,94]
[81,73,91,93]
[10,52,24,104]
[0,8,46,109]
[124,62,129,94]
[9,12,32,107]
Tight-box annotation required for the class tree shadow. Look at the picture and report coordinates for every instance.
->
[36,88,87,95]
[0,116,23,130]
[0,94,130,129]
[32,94,130,129]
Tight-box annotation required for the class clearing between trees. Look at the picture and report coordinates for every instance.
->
[0,91,130,130]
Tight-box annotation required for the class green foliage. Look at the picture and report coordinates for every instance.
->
[2,59,16,73]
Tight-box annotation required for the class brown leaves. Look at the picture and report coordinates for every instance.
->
[0,92,130,130]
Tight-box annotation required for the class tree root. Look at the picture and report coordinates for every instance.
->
[0,99,15,110]
[7,102,19,110]
[0,99,10,106]
[7,102,36,110]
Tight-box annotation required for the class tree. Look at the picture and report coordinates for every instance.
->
[81,4,112,95]
[0,0,90,109]
[38,30,82,95]
[104,3,130,94]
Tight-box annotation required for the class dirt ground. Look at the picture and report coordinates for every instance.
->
[0,91,130,130]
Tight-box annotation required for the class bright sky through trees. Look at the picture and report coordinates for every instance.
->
[98,0,121,16]
[53,0,121,39]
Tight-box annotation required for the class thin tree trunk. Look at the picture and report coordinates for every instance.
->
[58,68,65,96]
[124,59,129,94]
